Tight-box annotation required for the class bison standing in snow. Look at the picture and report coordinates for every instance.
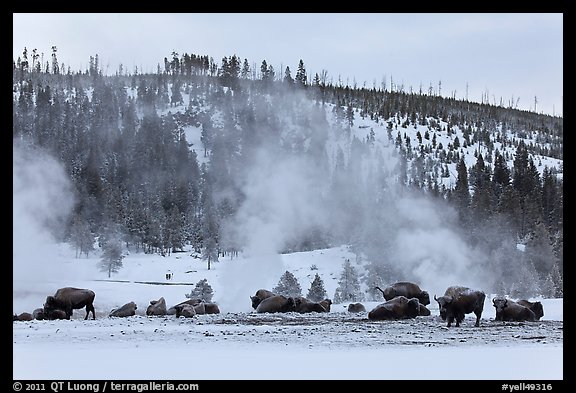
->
[44,287,96,320]
[434,286,485,327]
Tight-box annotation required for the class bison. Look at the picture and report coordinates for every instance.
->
[517,299,544,320]
[250,289,276,310]
[347,303,366,313]
[294,297,327,313]
[368,296,421,320]
[33,308,45,320]
[13,312,34,321]
[44,287,96,320]
[203,303,220,314]
[146,297,167,316]
[109,301,138,317]
[492,297,536,322]
[418,304,431,316]
[42,308,68,320]
[434,286,485,327]
[255,295,296,313]
[318,298,332,312]
[375,282,430,306]
[167,299,202,315]
[174,304,196,318]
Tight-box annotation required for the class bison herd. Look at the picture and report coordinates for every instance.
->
[13,282,545,328]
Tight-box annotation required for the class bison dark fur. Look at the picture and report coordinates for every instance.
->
[294,297,326,313]
[434,286,485,327]
[318,299,332,312]
[375,282,430,306]
[13,312,34,321]
[347,303,366,313]
[255,295,296,313]
[368,296,421,320]
[44,287,96,320]
[492,297,536,322]
[109,301,137,317]
[146,297,167,316]
[517,300,544,320]
[33,308,45,320]
[250,289,276,310]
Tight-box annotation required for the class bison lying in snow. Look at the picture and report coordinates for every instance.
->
[13,312,34,321]
[250,289,276,310]
[44,287,96,320]
[146,297,167,316]
[517,299,544,320]
[109,301,138,317]
[435,286,485,327]
[318,298,332,312]
[256,295,296,313]
[492,297,536,322]
[368,296,421,320]
[375,282,430,306]
[168,299,221,315]
[293,297,327,313]
[347,303,366,313]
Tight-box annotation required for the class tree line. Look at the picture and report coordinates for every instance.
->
[13,48,563,298]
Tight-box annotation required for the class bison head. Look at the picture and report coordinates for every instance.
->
[250,295,261,309]
[492,297,508,313]
[435,295,453,320]
[532,302,544,320]
[406,298,421,318]
[420,291,431,306]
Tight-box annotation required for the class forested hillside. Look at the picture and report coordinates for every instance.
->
[12,48,563,298]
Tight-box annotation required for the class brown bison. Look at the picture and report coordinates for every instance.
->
[250,289,276,310]
[33,308,45,320]
[44,287,96,320]
[255,295,296,313]
[368,296,421,320]
[434,286,485,327]
[294,297,327,313]
[13,312,34,321]
[109,301,138,317]
[347,303,366,313]
[318,298,332,312]
[174,304,196,318]
[492,297,536,322]
[203,303,220,314]
[167,299,202,315]
[418,304,431,316]
[517,300,544,320]
[375,282,430,306]
[146,297,167,316]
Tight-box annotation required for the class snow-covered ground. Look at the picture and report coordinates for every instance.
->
[13,245,563,381]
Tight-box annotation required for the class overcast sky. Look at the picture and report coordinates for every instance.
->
[13,13,563,116]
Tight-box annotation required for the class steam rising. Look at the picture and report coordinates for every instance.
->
[13,141,75,310]
[219,94,493,310]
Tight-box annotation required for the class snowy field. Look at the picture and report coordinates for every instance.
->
[13,245,563,381]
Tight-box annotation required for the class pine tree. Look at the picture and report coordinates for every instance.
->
[99,238,124,278]
[333,259,364,303]
[273,270,302,297]
[186,278,214,302]
[295,59,307,87]
[306,273,327,302]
